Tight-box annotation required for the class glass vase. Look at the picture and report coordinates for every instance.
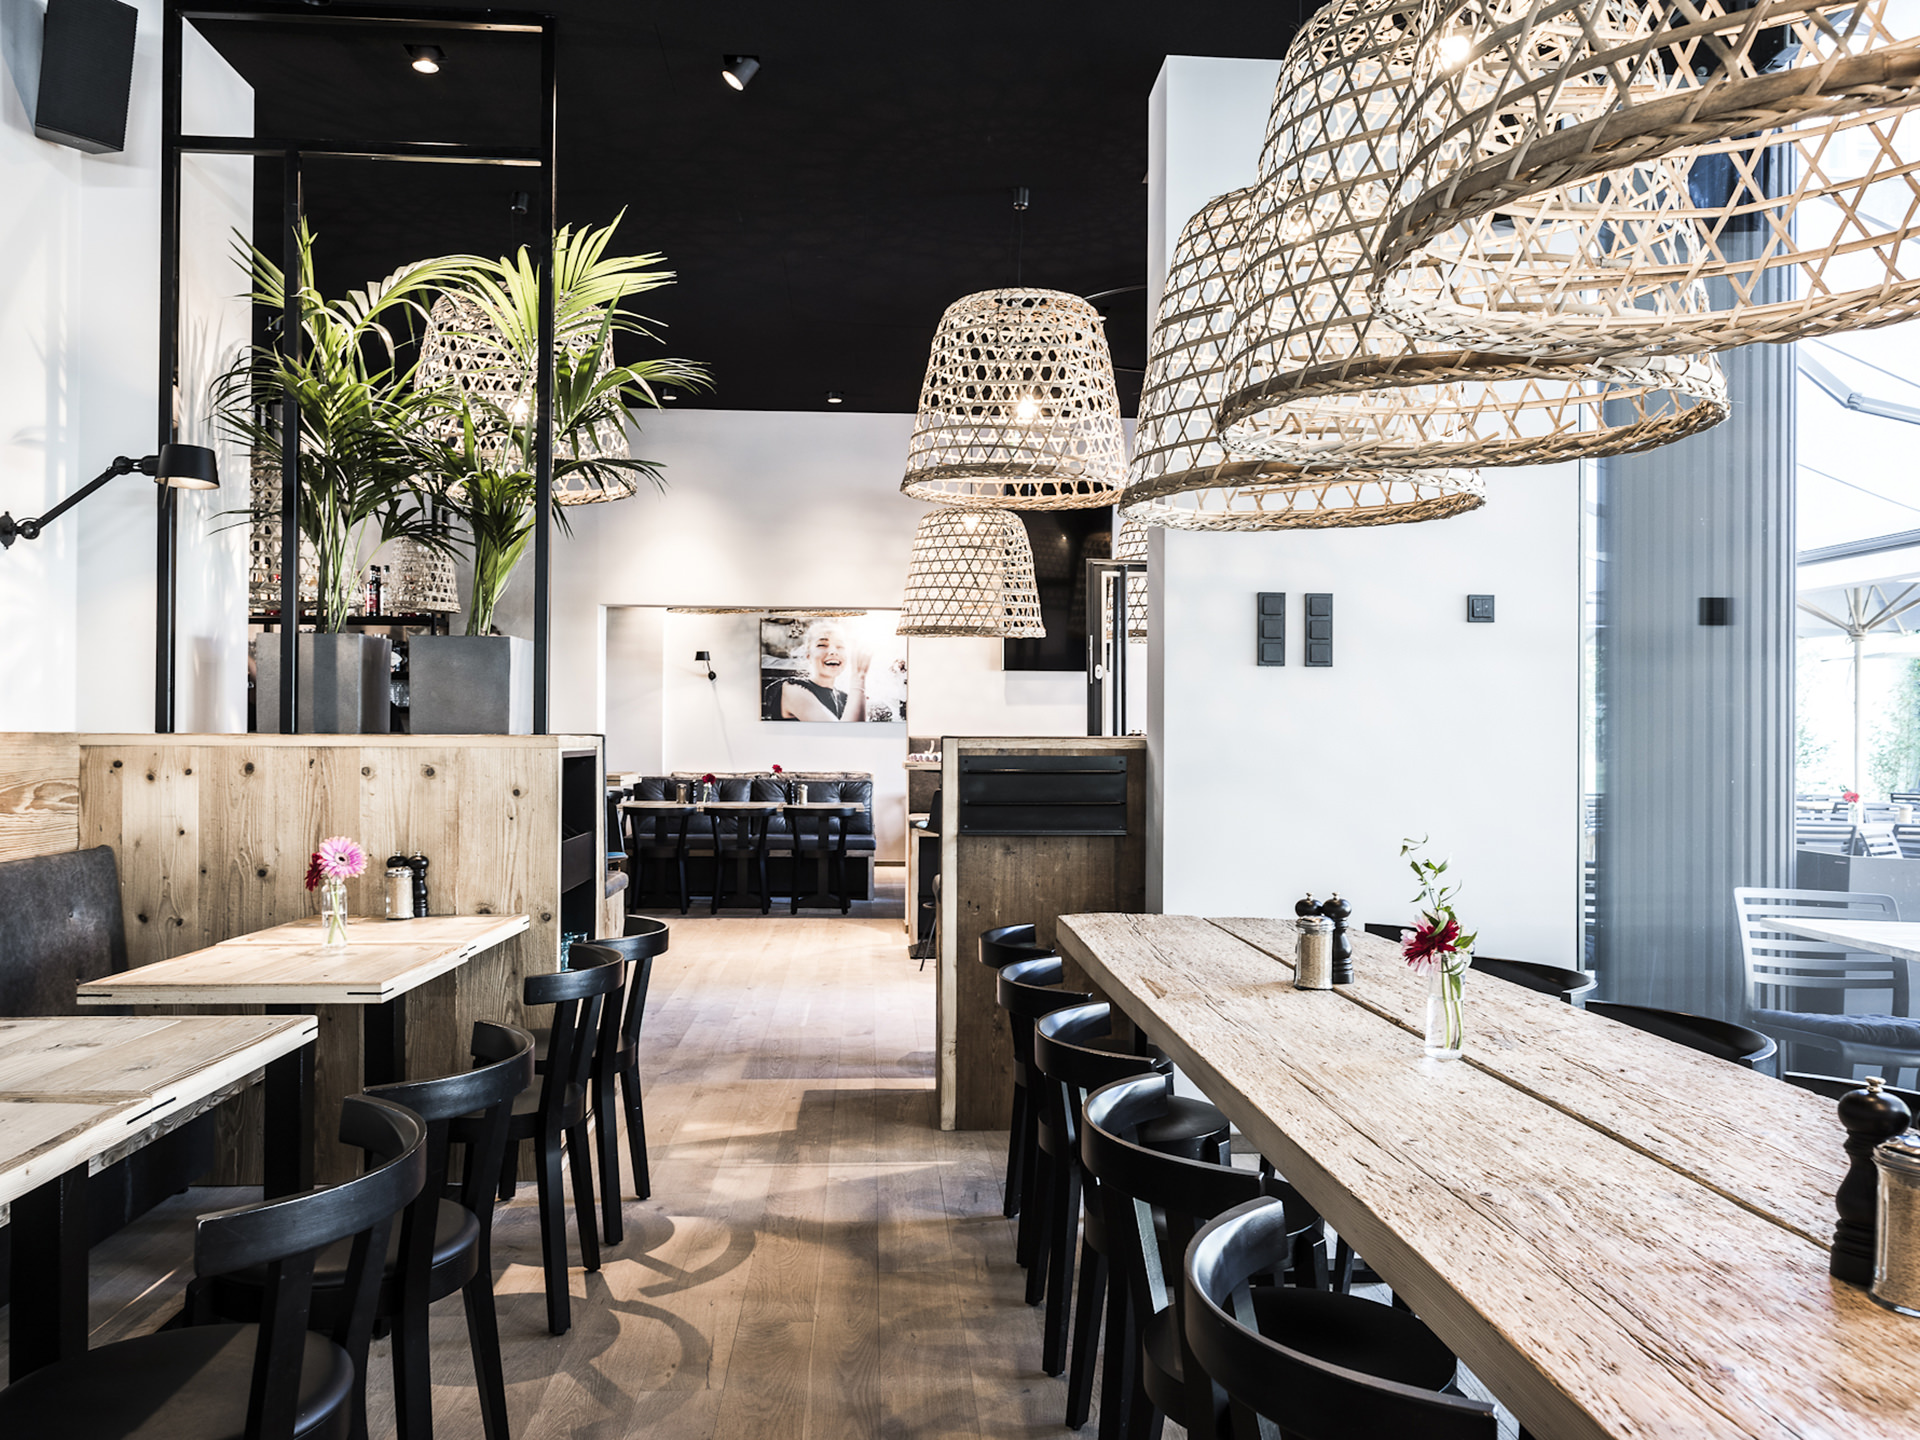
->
[1423,954,1469,1060]
[320,877,350,948]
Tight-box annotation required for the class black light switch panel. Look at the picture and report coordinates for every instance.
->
[1467,594,1495,622]
[1304,593,1333,667]
[1699,596,1732,626]
[1256,592,1285,666]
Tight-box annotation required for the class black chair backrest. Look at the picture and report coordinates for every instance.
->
[526,943,627,1133]
[1186,1197,1497,1440]
[1586,1001,1777,1068]
[1470,955,1596,1006]
[1784,1071,1920,1110]
[0,846,129,1013]
[366,1020,534,1303]
[1035,1001,1167,1159]
[593,923,670,1064]
[195,1095,427,1440]
[981,922,1055,971]
[996,955,1091,1079]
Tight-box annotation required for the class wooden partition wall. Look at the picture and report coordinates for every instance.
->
[2,732,610,1181]
[935,736,1146,1130]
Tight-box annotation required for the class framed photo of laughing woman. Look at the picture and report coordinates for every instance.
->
[760,613,908,723]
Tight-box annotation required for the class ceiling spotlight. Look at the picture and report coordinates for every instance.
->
[509,190,529,216]
[663,392,679,402]
[406,44,444,74]
[1013,186,1031,211]
[826,391,844,405]
[721,54,760,90]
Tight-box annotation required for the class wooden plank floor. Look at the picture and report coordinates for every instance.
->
[0,910,1081,1439]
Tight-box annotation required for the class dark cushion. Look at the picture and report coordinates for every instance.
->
[0,1322,353,1439]
[1755,1010,1920,1050]
[0,846,127,1015]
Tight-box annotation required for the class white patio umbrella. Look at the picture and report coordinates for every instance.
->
[1797,583,1920,794]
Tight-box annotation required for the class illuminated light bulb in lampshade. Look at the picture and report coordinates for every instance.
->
[406,44,444,74]
[1014,394,1040,423]
[1434,32,1471,69]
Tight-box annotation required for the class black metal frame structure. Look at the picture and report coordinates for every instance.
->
[158,1,558,734]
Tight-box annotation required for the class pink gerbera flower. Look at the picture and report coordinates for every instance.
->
[313,836,368,882]
[1401,914,1461,973]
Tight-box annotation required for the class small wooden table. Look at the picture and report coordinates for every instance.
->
[1057,913,1917,1440]
[75,913,528,1131]
[0,1014,317,1379]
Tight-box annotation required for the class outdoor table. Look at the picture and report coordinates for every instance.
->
[1770,915,1920,965]
[1055,913,1913,1440]
[0,1013,316,1379]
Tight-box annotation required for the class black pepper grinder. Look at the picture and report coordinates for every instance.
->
[1294,893,1320,919]
[407,853,431,919]
[1832,1075,1913,1285]
[1321,892,1354,985]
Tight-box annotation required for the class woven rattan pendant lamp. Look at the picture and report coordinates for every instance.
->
[382,535,462,615]
[1375,0,1920,356]
[899,288,1128,509]
[1122,184,1485,529]
[1214,0,1728,470]
[896,508,1046,638]
[416,292,638,505]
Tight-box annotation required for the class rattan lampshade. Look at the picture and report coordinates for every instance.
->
[1112,518,1149,640]
[1375,0,1920,356]
[1215,0,1728,470]
[416,291,638,505]
[246,448,317,613]
[382,535,461,616]
[896,508,1046,638]
[900,288,1127,509]
[1123,184,1485,528]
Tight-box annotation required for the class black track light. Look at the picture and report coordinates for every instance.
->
[406,44,443,74]
[826,391,844,405]
[721,55,760,90]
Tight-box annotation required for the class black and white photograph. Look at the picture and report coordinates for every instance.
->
[759,613,907,722]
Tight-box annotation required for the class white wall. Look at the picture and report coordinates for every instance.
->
[1146,57,1581,962]
[604,605,663,772]
[0,2,250,732]
[549,407,1091,762]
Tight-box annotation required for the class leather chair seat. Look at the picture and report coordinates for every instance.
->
[1141,1287,1457,1426]
[1755,1009,1920,1050]
[1138,1095,1231,1159]
[0,1323,352,1440]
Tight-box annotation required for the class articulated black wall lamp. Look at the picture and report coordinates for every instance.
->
[0,443,218,549]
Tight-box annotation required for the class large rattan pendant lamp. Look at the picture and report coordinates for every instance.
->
[1120,184,1485,530]
[1375,0,1920,356]
[899,288,1128,509]
[895,507,1046,638]
[416,291,638,505]
[1215,0,1728,470]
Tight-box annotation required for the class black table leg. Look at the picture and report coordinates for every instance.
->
[9,1162,88,1380]
[263,1039,315,1198]
[364,996,407,1088]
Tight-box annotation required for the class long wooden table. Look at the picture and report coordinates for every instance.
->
[1056,913,1915,1440]
[0,1014,317,1379]
[74,914,526,1184]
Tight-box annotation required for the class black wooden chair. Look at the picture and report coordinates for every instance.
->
[503,941,626,1335]
[0,1095,426,1440]
[1034,1001,1230,1433]
[589,917,671,1239]
[998,954,1092,1289]
[1469,955,1596,1006]
[1185,1196,1496,1440]
[201,1025,534,1440]
[980,924,1056,1222]
[1586,1001,1777,1068]
[1080,1072,1327,1440]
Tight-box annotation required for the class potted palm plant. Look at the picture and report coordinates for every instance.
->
[218,225,468,732]
[408,217,707,734]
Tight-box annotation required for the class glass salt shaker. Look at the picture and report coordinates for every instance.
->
[1295,915,1333,989]
[1873,1130,1920,1315]
[385,855,415,919]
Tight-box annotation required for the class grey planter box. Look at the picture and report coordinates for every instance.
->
[409,635,533,735]
[255,632,393,734]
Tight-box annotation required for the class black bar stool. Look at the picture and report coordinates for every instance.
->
[996,954,1092,1284]
[1187,1196,1496,1440]
[1469,955,1597,1006]
[1587,1001,1777,1068]
[1034,1000,1231,1433]
[979,923,1057,1223]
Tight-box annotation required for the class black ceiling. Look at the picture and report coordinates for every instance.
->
[195,3,1309,417]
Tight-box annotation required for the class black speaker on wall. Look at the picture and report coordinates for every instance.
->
[34,0,138,155]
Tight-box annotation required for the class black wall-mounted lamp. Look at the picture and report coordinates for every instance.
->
[0,444,218,550]
[695,650,716,681]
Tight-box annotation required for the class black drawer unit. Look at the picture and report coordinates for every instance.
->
[957,754,1128,836]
